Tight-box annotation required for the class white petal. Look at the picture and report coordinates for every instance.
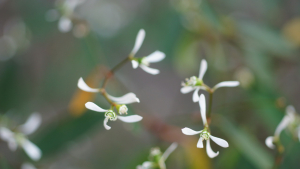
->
[19,113,41,135]
[180,86,195,94]
[118,115,143,123]
[274,115,292,137]
[210,135,229,148]
[21,163,37,169]
[103,117,111,130]
[85,102,107,112]
[132,60,139,69]
[199,94,207,124]
[22,139,42,161]
[199,59,207,80]
[141,161,155,168]
[0,127,14,142]
[58,17,72,33]
[78,77,100,92]
[265,136,275,149]
[144,51,165,63]
[286,105,296,118]
[213,81,240,90]
[181,127,202,135]
[162,142,178,160]
[131,29,145,55]
[107,92,140,104]
[206,139,219,158]
[192,88,200,102]
[139,65,160,75]
[197,137,204,148]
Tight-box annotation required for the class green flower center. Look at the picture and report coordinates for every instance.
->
[105,110,117,121]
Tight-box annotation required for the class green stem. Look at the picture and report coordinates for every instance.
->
[272,140,284,169]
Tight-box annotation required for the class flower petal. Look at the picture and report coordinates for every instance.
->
[181,127,202,135]
[19,113,41,135]
[144,51,165,63]
[21,162,37,169]
[132,60,139,69]
[78,77,100,92]
[213,81,240,90]
[131,29,145,55]
[162,142,178,160]
[103,117,111,130]
[210,135,229,148]
[107,92,140,104]
[274,114,292,137]
[265,136,275,149]
[297,126,300,142]
[58,17,72,33]
[85,102,107,112]
[199,59,207,80]
[139,65,160,75]
[206,139,219,158]
[197,137,204,148]
[199,94,207,125]
[118,115,143,123]
[0,127,14,142]
[192,88,200,102]
[22,139,42,161]
[180,86,195,94]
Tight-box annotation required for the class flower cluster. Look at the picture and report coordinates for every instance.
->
[78,29,165,130]
[181,95,229,158]
[181,59,239,102]
[265,105,300,149]
[137,143,178,169]
[78,78,142,130]
[0,113,42,161]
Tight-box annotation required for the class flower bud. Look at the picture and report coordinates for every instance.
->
[118,105,128,115]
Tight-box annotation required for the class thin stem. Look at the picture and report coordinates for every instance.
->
[101,55,132,89]
[273,141,284,169]
[206,91,214,124]
[99,54,133,106]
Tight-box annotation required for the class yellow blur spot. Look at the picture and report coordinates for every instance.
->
[283,18,300,46]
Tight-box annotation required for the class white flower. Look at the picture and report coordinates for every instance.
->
[181,94,228,158]
[265,105,299,149]
[85,102,143,130]
[181,59,239,102]
[130,29,166,75]
[0,113,42,161]
[137,143,178,169]
[77,77,140,104]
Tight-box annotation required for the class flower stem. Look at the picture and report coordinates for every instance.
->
[100,54,133,106]
[273,141,284,169]
[206,91,214,124]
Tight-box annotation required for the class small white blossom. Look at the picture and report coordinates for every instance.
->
[130,29,166,75]
[85,102,142,130]
[78,77,140,104]
[181,94,228,158]
[265,105,300,149]
[137,143,178,169]
[0,113,42,161]
[181,59,239,102]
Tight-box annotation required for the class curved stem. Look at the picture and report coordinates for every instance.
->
[273,141,284,169]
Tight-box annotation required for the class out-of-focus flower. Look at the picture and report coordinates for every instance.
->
[85,102,142,130]
[137,143,178,169]
[265,105,300,149]
[21,162,37,169]
[181,59,239,102]
[181,94,228,158]
[77,77,140,104]
[0,113,42,161]
[130,29,166,75]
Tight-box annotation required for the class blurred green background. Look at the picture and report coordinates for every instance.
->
[0,0,300,168]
